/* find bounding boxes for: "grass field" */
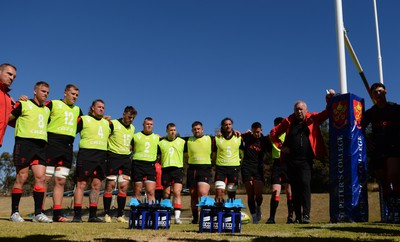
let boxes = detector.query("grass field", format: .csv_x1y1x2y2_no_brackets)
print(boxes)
0,192,399,241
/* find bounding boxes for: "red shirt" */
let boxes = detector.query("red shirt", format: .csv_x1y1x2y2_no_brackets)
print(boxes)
0,82,12,147
270,110,329,160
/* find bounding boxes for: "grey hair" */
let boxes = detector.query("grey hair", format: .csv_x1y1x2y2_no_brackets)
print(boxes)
294,100,307,109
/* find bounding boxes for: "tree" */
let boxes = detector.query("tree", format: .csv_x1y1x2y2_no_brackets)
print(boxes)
0,152,16,195
311,121,330,192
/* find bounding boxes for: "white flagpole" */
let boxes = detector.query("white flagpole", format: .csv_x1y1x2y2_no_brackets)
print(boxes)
335,0,347,94
373,0,384,84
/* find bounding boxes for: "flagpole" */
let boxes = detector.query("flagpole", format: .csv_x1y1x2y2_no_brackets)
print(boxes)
335,0,347,94
373,0,384,84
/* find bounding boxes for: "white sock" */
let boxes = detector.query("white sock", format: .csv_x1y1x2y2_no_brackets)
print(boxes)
175,210,181,219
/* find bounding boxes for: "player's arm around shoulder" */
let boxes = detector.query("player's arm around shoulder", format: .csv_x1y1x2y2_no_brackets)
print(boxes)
270,118,289,149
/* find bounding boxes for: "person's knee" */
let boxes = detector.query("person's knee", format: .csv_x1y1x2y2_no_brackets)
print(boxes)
104,182,115,193
34,173,46,184
118,183,129,192
91,179,102,191
144,182,155,195
77,180,87,189
54,176,66,186
163,189,171,198
216,188,225,196
91,184,101,192
173,191,181,198
16,173,29,184
198,183,210,196
134,183,142,193
44,176,52,185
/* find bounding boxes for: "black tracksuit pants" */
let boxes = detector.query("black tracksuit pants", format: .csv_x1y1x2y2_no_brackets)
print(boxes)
287,160,312,220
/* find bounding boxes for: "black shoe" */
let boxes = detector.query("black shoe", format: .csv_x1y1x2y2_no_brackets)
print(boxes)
302,215,310,224
294,218,301,224
266,218,275,224
191,219,198,224
53,215,70,222
286,216,294,224
88,216,105,223
71,216,83,223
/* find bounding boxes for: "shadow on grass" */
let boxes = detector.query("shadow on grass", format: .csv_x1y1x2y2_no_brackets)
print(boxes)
0,235,69,242
0,235,138,242
252,237,393,242
170,240,230,242
1,234,393,242
169,227,397,242
169,238,230,242
41,207,126,217
170,235,393,242
319,225,400,237
92,240,138,242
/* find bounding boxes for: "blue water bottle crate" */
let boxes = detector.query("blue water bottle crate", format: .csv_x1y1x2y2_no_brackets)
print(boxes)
128,198,151,229
198,196,216,233
198,197,243,233
150,199,173,230
223,198,243,233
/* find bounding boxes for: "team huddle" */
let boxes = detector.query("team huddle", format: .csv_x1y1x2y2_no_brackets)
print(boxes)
5,81,336,226
1,62,340,225
8,62,400,225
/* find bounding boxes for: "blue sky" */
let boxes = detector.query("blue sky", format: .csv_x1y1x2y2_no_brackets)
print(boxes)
1,1,400,154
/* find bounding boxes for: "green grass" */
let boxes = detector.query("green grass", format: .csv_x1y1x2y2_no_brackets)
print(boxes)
0,192,399,241
0,220,399,241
